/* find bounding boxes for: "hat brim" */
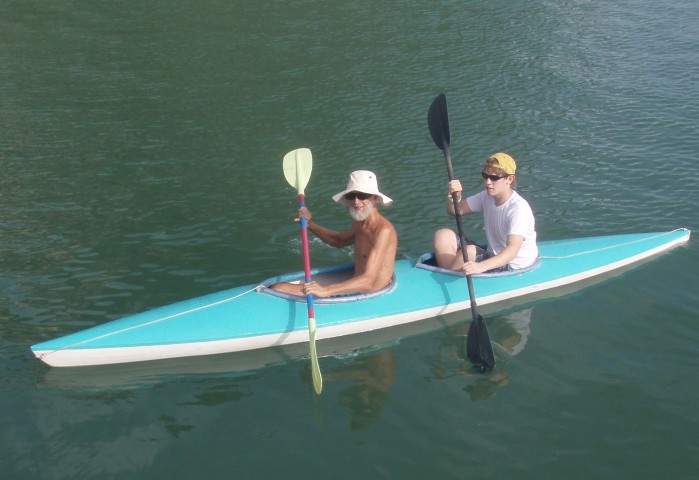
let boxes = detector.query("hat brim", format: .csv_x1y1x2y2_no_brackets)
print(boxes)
332,189,393,207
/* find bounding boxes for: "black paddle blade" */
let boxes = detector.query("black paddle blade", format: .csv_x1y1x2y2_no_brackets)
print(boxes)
466,313,495,373
427,93,450,151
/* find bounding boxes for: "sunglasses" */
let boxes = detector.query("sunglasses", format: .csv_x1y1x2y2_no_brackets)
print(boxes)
344,191,372,201
481,172,509,182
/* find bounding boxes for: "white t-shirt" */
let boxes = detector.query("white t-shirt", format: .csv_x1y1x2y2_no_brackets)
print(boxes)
465,190,538,269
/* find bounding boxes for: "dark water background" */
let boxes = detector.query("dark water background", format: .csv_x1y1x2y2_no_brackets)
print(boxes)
2,1,698,478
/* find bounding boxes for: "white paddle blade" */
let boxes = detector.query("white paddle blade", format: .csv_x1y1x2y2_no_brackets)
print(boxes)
283,148,313,194
309,317,323,394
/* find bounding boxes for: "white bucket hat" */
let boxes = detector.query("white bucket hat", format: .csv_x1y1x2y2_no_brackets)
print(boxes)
332,170,393,207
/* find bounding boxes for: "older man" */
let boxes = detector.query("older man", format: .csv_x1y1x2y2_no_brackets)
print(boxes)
272,170,397,297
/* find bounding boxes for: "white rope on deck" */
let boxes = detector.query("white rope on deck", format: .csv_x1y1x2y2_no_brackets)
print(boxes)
39,285,261,358
538,228,688,260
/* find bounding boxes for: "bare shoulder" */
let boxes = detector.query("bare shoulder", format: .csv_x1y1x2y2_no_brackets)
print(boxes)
376,217,398,249
374,213,397,235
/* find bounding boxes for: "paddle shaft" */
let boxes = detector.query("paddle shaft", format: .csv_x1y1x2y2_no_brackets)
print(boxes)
298,193,315,315
298,194,323,394
443,144,481,323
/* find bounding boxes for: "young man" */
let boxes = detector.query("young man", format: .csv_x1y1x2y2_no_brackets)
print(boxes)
272,170,398,298
433,152,537,275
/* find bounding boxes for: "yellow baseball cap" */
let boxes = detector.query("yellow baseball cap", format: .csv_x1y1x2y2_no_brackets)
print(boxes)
484,152,516,175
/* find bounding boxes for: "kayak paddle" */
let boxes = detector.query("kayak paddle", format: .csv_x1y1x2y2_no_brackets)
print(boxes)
283,148,323,394
427,93,495,373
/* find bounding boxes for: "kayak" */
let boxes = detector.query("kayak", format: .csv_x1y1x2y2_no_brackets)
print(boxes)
31,229,690,367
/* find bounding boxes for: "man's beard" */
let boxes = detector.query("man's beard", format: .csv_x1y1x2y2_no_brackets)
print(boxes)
349,203,372,221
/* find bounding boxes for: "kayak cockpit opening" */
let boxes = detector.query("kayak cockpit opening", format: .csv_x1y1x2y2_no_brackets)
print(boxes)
258,263,397,303
414,252,541,277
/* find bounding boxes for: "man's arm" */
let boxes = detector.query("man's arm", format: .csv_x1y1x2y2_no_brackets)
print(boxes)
307,220,355,248
462,234,523,275
296,206,355,248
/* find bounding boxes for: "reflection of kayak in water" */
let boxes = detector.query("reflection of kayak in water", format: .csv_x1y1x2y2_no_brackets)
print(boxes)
325,348,397,430
494,308,532,357
31,229,690,368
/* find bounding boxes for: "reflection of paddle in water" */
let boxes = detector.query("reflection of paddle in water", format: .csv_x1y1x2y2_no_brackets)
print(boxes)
302,309,531,426
428,308,533,400
304,348,397,430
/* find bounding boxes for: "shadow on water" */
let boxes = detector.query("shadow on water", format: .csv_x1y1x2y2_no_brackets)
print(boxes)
424,308,533,401
295,307,533,430
300,347,398,431
38,342,311,392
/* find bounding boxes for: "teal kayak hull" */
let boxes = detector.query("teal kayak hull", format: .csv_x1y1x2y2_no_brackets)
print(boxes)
31,229,690,367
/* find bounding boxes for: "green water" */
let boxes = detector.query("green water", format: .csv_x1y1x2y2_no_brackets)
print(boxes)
2,1,698,478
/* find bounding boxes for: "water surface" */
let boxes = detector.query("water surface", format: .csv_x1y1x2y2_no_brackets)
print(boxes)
1,1,698,478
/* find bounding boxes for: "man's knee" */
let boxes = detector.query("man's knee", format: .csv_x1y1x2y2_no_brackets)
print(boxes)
433,228,455,251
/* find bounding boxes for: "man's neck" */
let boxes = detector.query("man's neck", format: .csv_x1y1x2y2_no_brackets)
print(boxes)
494,188,514,207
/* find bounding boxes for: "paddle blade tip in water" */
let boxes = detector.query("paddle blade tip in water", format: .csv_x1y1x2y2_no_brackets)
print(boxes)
466,314,496,373
309,321,323,394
